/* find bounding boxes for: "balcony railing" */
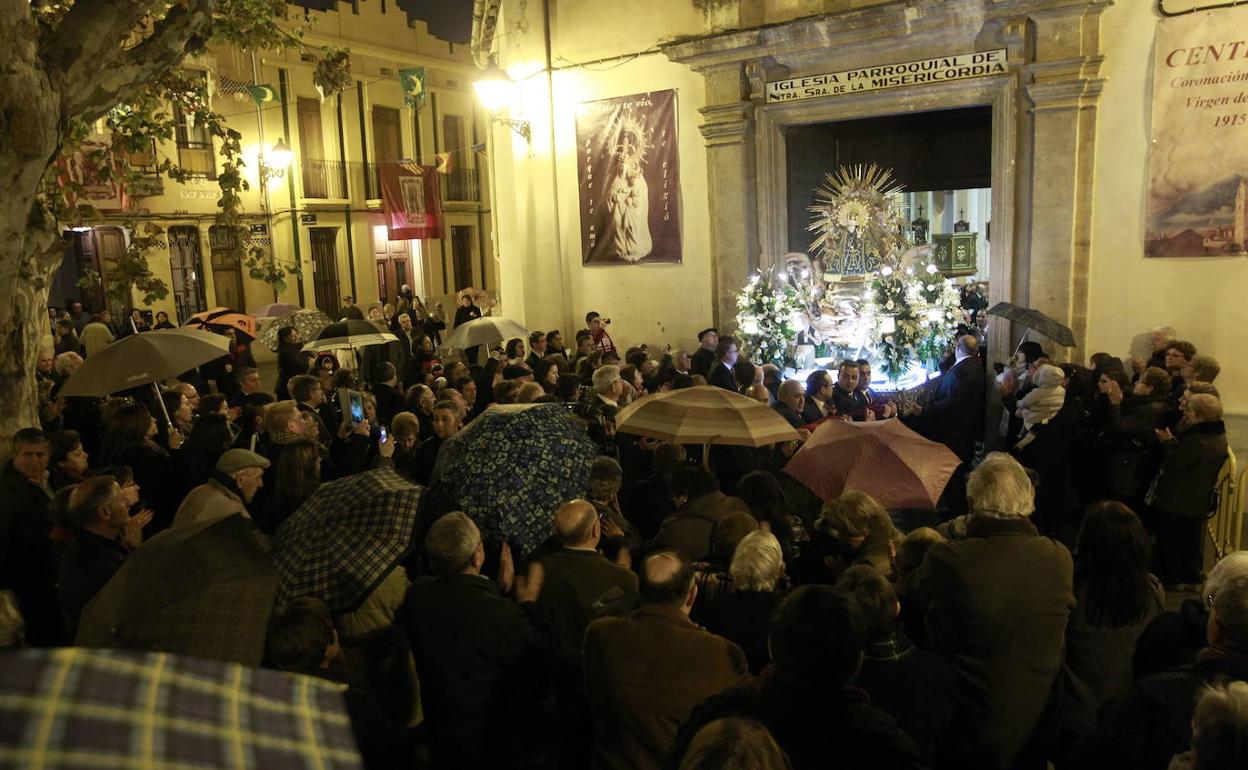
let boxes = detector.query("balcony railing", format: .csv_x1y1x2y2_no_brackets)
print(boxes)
300,159,349,200
363,162,481,203
444,168,480,202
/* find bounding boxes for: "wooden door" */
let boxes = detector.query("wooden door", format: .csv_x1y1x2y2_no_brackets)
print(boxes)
373,106,402,162
450,225,474,292
309,228,341,316
208,225,247,310
96,228,134,320
298,97,326,198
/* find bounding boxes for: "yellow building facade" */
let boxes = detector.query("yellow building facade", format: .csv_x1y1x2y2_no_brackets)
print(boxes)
53,1,493,325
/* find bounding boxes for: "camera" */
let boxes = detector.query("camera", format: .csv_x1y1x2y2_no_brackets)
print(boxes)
603,318,612,325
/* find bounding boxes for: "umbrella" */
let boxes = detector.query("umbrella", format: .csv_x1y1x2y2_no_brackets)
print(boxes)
58,328,228,399
429,403,597,557
615,386,801,447
0,648,361,770
302,319,398,353
273,467,422,614
986,302,1076,347
185,306,258,338
783,418,961,509
254,302,302,319
443,315,529,350
259,308,334,351
76,514,278,666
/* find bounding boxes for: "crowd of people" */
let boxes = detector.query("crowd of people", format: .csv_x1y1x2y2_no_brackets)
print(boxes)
2,294,1245,770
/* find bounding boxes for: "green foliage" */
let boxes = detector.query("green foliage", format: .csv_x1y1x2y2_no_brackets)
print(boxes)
40,0,352,306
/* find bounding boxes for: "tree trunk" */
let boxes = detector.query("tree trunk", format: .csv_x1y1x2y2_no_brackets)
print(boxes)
0,8,66,456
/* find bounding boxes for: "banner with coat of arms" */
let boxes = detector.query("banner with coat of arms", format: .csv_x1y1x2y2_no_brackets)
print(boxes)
379,162,443,240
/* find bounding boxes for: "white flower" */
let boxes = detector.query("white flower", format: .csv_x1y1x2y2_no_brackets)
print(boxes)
880,265,894,276
905,267,914,276
925,284,935,291
885,300,895,310
925,263,938,274
740,318,759,335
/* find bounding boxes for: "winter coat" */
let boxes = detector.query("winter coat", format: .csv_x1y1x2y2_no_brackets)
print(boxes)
584,603,749,770
652,491,752,563
1148,419,1229,517
918,514,1074,769
1060,574,1165,737
172,476,249,530
1092,647,1248,770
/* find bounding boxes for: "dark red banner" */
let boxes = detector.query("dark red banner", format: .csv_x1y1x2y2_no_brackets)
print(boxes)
380,162,443,240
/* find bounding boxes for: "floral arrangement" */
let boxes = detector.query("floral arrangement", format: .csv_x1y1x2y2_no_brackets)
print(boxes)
734,271,814,368
866,262,961,380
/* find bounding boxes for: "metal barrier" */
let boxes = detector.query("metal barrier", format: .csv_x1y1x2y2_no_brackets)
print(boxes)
1207,448,1244,560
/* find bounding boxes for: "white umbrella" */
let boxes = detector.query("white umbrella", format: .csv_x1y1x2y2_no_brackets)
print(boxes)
443,316,529,350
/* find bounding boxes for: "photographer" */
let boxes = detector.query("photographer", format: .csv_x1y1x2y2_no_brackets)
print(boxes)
586,311,616,356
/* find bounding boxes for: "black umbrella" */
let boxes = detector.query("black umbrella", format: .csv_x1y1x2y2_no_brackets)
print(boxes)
301,319,398,353
986,302,1076,347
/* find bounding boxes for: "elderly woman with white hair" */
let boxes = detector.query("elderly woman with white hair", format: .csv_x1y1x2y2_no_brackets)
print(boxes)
699,530,786,674
1135,550,1248,677
918,451,1075,769
1151,392,1229,588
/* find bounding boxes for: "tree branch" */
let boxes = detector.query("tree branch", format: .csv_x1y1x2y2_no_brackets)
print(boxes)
40,0,157,77
62,0,220,124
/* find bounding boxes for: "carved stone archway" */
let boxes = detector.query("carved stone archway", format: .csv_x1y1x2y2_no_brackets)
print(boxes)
662,0,1111,362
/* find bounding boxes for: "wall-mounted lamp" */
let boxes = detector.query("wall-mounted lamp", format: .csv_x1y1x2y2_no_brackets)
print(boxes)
259,138,293,181
473,63,531,142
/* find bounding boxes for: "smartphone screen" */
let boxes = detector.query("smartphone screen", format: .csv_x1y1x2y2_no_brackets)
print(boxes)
379,425,388,442
349,392,365,423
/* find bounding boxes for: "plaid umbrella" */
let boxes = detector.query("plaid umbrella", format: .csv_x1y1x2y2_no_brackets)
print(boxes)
0,648,361,770
783,418,961,509
58,328,229,397
259,309,334,351
986,302,1076,347
429,403,597,558
616,385,800,447
185,306,258,338
76,514,277,666
273,467,422,614
302,320,398,354
443,315,528,350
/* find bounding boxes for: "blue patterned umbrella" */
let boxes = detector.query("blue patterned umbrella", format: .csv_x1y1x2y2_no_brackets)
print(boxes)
273,467,422,613
429,403,597,558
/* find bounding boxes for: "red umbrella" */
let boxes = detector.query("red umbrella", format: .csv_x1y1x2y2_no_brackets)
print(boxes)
783,418,960,509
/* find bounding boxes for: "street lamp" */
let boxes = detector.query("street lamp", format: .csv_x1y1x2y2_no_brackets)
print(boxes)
259,137,293,182
473,63,530,142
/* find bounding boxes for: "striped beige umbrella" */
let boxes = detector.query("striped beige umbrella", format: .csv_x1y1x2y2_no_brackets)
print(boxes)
614,386,800,447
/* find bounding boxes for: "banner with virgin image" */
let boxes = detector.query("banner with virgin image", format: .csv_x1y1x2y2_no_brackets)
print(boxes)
575,89,682,264
1145,6,1248,257
379,162,443,240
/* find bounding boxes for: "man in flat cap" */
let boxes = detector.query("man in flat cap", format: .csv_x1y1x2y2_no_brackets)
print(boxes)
690,328,718,380
172,448,270,530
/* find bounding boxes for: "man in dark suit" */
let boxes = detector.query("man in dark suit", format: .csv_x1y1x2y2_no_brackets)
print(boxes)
773,379,807,429
908,335,985,463
707,335,739,391
802,369,834,424
689,328,718,379
525,331,548,372
584,548,749,770
398,512,544,769
539,500,639,768
371,362,406,428
0,428,62,645
831,359,873,421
